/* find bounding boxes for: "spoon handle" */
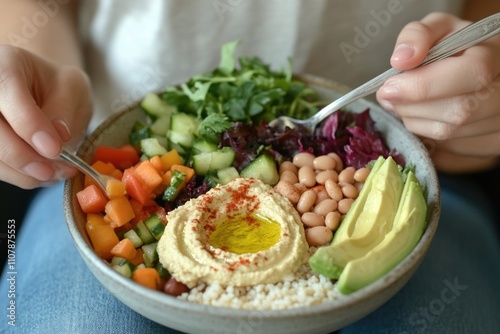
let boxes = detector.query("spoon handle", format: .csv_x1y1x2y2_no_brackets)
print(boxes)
311,12,500,125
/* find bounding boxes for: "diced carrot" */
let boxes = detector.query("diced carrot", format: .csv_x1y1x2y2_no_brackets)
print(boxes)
105,196,136,229
86,214,119,260
92,160,117,175
162,170,172,186
76,184,108,214
165,165,195,200
93,145,140,170
106,178,126,199
84,161,118,188
132,267,161,290
134,160,163,192
149,155,165,173
171,164,195,184
110,169,124,180
110,238,137,261
86,213,107,228
122,168,154,205
129,248,145,266
160,149,183,171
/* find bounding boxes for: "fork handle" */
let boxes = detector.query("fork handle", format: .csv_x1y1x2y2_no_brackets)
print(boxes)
311,12,500,125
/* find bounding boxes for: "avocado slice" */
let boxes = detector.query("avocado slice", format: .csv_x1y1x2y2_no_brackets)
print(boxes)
308,156,404,279
336,171,427,294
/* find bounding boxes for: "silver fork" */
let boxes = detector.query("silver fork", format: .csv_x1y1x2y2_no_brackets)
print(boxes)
60,148,113,196
268,12,500,133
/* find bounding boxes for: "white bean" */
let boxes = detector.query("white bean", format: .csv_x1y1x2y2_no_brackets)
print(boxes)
315,169,338,185
296,189,317,214
301,212,325,227
313,199,338,217
274,180,301,204
298,166,316,187
280,170,298,184
325,179,343,202
338,198,354,214
354,167,370,183
338,167,356,184
313,155,336,170
305,226,333,246
325,211,341,231
293,152,315,168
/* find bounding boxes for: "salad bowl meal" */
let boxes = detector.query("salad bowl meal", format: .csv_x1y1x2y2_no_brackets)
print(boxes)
63,41,440,334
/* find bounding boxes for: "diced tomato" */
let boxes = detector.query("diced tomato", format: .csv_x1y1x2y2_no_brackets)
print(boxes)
122,168,154,205
76,184,107,214
93,144,140,170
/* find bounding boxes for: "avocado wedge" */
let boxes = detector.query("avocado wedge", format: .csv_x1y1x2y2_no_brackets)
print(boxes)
309,156,404,279
336,171,427,294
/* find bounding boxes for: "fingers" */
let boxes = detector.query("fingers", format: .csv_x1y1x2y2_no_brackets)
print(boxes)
389,12,467,70
0,116,76,187
0,48,63,160
378,43,500,108
0,47,91,188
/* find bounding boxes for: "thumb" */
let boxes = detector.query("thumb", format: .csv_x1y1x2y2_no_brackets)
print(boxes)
390,13,467,70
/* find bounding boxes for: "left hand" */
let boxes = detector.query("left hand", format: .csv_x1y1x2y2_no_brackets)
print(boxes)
376,12,500,174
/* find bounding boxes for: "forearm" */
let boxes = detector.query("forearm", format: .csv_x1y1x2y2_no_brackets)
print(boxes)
462,0,500,21
0,0,82,67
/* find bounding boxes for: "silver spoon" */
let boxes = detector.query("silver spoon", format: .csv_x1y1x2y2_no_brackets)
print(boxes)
269,12,500,133
60,148,113,196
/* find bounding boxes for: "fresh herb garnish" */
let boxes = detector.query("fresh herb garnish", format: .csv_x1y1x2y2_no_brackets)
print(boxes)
159,40,320,139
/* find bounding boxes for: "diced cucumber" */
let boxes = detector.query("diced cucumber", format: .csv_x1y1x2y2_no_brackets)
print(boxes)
217,166,239,185
170,112,200,136
155,262,171,280
163,170,186,201
140,137,168,158
111,257,135,278
240,154,279,185
192,138,218,154
144,214,165,240
112,263,133,278
129,121,151,146
150,115,171,136
123,229,144,248
140,92,176,119
134,221,156,245
167,131,195,149
142,242,159,268
192,147,235,176
152,135,168,149
111,256,128,266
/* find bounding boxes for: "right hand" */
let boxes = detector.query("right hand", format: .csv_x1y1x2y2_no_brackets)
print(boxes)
0,45,93,189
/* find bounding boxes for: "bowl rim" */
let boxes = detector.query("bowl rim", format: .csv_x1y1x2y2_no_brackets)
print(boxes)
63,74,441,320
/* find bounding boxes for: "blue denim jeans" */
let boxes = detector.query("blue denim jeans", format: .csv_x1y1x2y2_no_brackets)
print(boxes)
1,176,499,334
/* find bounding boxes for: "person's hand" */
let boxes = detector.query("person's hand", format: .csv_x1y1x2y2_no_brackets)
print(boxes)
0,45,92,189
377,12,500,173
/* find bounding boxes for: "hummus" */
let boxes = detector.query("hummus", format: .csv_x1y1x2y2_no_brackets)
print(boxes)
157,177,308,288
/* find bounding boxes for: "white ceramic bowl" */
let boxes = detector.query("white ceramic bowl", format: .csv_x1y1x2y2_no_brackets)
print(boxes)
63,75,440,334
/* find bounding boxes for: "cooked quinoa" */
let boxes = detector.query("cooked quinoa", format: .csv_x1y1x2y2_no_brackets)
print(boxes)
177,248,339,310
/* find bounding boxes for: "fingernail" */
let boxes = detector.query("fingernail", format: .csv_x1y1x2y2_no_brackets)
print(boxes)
391,44,415,61
379,99,395,111
380,80,400,99
23,161,54,181
54,162,77,180
52,119,71,142
31,131,61,158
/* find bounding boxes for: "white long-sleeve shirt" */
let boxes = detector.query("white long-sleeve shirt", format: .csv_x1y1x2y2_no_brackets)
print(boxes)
79,0,465,130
